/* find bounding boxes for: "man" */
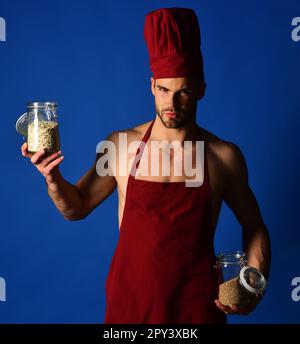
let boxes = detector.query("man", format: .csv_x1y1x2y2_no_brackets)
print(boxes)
21,8,271,323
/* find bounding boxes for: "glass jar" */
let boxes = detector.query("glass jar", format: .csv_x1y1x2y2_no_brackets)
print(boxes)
215,251,267,307
16,102,60,154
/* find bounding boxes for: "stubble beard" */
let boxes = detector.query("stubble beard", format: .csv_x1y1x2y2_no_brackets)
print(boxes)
155,102,196,129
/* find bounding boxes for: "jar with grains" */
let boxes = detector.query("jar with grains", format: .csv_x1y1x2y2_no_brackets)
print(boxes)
16,102,60,154
215,251,267,307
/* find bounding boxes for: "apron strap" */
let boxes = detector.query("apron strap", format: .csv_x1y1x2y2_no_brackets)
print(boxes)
129,119,155,178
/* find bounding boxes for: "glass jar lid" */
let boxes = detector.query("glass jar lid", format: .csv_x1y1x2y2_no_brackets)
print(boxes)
239,266,267,295
15,112,28,137
27,101,57,109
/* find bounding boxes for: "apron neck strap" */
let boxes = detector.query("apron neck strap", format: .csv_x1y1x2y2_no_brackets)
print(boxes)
129,119,155,178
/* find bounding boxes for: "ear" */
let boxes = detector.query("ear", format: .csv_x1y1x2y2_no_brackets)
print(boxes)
150,77,155,96
196,81,206,100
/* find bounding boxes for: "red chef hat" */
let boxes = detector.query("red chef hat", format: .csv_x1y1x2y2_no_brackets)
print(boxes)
144,7,204,81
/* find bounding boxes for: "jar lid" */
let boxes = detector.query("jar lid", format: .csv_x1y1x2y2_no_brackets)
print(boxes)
15,112,28,137
239,266,267,295
27,101,57,109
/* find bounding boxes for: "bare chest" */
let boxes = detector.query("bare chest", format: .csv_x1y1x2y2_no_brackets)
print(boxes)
115,141,225,229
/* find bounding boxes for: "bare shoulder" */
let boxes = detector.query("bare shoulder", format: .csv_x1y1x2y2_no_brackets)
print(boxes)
108,120,153,146
200,126,248,177
104,121,153,184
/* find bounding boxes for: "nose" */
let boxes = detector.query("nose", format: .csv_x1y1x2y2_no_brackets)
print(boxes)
166,93,180,111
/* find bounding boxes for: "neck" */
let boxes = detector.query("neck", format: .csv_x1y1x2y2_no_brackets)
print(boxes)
150,114,199,144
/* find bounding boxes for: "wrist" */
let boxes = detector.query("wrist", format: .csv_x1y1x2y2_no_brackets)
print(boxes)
45,170,62,192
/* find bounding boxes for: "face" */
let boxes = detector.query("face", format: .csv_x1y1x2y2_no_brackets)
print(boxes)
151,76,205,129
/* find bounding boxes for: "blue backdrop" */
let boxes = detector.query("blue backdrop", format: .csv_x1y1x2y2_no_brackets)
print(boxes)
0,0,299,324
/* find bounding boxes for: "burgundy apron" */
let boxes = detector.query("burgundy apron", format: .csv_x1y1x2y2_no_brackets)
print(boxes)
104,120,227,324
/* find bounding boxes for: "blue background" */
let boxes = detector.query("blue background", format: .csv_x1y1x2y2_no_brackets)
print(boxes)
0,0,299,323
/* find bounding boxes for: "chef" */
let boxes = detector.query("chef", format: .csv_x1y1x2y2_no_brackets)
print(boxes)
21,7,271,324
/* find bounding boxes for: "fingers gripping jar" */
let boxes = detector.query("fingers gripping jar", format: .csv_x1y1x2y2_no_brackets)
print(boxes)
16,102,60,153
215,251,267,307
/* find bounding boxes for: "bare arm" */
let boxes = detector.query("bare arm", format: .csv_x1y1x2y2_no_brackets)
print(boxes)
215,142,271,315
222,143,271,279
21,133,117,221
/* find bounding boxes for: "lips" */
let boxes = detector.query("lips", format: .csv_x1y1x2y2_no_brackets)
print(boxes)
165,112,177,119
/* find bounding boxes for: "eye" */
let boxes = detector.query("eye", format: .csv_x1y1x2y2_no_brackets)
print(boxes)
158,87,167,92
180,90,191,95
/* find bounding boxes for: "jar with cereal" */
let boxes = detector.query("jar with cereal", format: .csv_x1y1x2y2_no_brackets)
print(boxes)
16,102,60,154
215,251,267,307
